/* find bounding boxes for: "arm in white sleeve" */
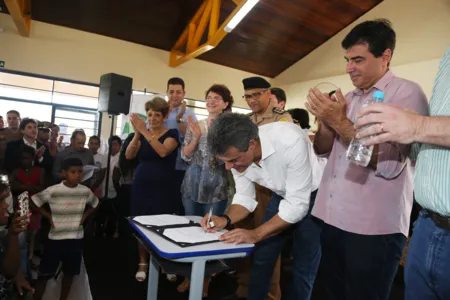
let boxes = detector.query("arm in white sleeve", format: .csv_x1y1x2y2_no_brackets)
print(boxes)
230,170,258,213
278,138,312,224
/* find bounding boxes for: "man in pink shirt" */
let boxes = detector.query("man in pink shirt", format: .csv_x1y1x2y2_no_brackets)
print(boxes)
305,19,429,300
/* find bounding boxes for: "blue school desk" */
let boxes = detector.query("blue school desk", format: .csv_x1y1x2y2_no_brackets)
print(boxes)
130,216,254,300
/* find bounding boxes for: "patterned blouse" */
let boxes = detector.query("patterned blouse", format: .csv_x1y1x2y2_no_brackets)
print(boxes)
181,119,228,204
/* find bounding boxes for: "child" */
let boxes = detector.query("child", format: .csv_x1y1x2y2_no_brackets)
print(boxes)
32,157,99,300
10,145,45,261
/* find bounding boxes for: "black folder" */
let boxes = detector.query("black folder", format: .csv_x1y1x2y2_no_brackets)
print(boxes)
128,217,223,248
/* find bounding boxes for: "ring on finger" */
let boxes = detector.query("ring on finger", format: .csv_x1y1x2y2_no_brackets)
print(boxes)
380,123,384,132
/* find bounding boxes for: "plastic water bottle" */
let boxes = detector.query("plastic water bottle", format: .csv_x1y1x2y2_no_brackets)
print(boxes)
346,90,385,167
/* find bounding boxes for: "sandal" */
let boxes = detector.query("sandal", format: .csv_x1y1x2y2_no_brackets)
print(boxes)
203,277,211,298
176,277,211,297
135,263,148,282
177,278,190,293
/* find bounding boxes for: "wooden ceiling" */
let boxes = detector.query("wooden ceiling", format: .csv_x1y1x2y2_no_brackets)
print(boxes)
0,0,383,77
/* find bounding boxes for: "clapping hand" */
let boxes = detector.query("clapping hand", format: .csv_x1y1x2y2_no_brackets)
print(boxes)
130,113,147,134
187,115,201,139
36,146,45,159
177,101,187,119
305,88,347,128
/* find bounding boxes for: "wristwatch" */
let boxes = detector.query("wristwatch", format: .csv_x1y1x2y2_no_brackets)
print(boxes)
176,118,184,124
220,214,232,227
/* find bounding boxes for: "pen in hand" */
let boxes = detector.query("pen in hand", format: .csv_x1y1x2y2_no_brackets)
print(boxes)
205,207,213,234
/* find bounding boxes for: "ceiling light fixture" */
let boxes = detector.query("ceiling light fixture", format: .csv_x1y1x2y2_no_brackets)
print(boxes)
224,0,259,33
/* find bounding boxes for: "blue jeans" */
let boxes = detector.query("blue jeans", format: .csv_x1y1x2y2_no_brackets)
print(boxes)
248,191,322,300
405,210,450,300
0,230,28,277
183,196,228,217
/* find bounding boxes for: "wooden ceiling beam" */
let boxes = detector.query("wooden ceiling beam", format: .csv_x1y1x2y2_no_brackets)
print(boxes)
5,0,32,37
208,0,220,39
169,0,253,68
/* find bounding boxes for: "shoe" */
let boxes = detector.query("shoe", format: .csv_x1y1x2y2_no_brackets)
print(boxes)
135,263,148,282
167,273,177,282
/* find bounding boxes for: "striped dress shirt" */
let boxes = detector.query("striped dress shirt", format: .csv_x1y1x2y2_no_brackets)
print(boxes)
414,47,450,216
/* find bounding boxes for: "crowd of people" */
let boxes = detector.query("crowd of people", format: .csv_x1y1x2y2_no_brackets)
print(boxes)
0,17,448,300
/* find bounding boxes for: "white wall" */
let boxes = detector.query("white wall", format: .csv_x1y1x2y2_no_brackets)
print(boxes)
280,58,441,108
0,13,263,107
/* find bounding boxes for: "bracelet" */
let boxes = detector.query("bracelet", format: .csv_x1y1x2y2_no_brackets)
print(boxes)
220,214,232,227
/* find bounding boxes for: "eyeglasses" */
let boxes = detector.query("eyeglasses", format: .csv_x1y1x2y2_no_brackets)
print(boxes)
242,89,268,101
7,117,19,121
206,96,223,102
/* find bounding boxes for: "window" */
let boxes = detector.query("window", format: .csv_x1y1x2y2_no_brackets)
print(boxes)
0,72,99,109
115,114,124,136
0,70,101,142
0,99,52,122
0,70,252,142
0,72,53,90
54,107,100,145
0,85,52,102
52,93,99,109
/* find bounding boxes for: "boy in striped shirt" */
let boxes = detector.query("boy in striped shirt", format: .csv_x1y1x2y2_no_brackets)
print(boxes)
32,157,98,300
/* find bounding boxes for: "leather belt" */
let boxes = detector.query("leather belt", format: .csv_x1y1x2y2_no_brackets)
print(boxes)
427,211,450,231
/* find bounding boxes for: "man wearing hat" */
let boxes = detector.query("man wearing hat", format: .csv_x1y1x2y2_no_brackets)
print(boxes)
37,122,52,147
234,77,293,300
243,77,292,126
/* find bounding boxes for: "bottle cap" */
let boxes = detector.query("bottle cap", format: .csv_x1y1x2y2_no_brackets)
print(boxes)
372,90,385,102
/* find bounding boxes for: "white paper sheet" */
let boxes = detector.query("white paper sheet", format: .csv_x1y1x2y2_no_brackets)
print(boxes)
163,226,224,244
133,214,191,227
82,165,98,182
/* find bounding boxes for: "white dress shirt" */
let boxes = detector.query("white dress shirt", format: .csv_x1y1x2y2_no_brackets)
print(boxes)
93,153,107,198
24,138,43,163
231,122,317,224
107,153,120,199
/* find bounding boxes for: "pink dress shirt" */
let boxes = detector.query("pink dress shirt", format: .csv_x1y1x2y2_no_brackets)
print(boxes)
312,70,429,237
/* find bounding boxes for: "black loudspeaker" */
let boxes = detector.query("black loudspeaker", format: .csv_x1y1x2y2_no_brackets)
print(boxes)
98,73,133,115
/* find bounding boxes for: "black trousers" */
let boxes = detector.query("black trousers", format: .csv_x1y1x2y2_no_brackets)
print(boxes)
95,197,118,236
96,184,133,237
319,223,406,300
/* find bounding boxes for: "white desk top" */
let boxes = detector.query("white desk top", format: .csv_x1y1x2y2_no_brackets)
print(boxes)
130,216,254,261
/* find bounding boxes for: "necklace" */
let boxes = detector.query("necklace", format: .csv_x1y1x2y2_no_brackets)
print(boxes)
150,128,165,136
